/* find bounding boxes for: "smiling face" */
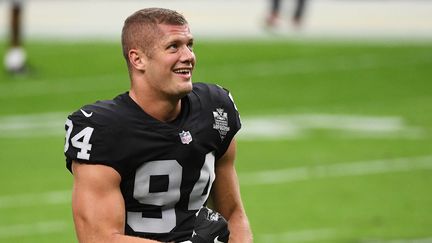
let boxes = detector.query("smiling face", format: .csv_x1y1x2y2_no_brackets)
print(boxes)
141,24,196,100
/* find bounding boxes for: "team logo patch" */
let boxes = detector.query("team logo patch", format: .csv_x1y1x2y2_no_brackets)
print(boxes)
212,108,230,140
179,130,193,144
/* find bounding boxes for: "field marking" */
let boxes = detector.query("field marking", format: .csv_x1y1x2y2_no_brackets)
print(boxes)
0,74,125,98
214,51,432,78
362,237,432,243
1,50,430,98
239,114,424,140
258,229,432,243
239,155,432,186
0,220,68,238
0,112,68,138
0,190,70,209
1,156,432,208
258,228,337,243
0,112,424,139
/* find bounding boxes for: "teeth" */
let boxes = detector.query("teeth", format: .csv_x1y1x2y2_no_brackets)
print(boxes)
174,69,190,74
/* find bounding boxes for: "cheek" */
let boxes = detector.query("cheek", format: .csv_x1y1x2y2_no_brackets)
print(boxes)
150,59,172,75
162,57,178,72
148,55,181,77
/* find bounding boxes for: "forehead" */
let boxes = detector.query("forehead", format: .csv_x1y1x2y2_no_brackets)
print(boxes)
157,24,193,42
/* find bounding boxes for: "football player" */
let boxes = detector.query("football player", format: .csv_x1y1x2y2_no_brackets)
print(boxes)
64,8,253,243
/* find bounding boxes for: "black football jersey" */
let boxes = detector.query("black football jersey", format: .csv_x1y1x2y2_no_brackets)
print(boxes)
64,82,241,242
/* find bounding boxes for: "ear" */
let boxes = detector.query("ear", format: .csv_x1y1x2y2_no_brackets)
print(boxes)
128,49,146,71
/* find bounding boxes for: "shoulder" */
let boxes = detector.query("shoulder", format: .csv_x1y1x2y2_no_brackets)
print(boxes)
67,93,129,129
65,93,131,161
191,82,241,154
64,93,131,173
192,82,237,109
192,82,227,96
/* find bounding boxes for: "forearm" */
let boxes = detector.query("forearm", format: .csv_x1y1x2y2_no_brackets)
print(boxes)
112,234,161,243
74,217,160,243
226,206,253,243
212,139,253,242
78,234,160,243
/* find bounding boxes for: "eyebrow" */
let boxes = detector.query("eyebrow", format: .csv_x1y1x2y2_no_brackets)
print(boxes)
163,35,194,46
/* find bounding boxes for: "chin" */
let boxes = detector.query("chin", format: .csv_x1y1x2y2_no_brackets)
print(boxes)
182,79,193,91
174,81,193,98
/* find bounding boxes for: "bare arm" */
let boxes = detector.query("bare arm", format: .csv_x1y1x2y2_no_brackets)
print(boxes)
211,139,253,243
71,161,160,243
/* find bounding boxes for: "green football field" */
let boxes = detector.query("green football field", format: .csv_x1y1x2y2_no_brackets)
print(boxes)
1,39,432,242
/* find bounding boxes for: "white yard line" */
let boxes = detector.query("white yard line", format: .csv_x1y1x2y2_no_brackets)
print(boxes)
0,113,424,139
0,220,68,238
0,190,70,209
258,228,337,243
239,114,424,140
0,112,67,138
239,155,432,186
1,156,432,208
0,74,126,98
258,229,432,243
1,51,430,99
362,237,432,243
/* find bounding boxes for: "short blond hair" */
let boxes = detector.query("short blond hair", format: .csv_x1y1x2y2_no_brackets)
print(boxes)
121,8,188,63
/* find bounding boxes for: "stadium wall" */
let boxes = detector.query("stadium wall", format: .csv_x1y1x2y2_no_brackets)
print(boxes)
0,0,431,40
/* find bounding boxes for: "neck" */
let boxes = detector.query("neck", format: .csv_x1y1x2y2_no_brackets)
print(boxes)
129,89,182,123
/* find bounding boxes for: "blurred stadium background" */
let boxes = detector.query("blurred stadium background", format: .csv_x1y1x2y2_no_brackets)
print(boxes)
1,0,432,39
1,0,432,242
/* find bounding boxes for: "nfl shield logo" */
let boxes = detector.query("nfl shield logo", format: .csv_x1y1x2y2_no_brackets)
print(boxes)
179,130,193,144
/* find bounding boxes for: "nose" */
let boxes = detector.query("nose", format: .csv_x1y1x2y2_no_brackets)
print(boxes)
180,46,195,64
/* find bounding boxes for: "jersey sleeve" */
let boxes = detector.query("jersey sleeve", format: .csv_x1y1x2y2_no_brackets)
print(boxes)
64,104,126,175
209,84,242,159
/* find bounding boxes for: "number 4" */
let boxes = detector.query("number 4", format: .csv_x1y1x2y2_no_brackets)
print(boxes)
64,119,94,160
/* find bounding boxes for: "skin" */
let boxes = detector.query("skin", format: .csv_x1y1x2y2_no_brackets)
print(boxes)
71,23,252,243
128,24,195,123
212,139,253,243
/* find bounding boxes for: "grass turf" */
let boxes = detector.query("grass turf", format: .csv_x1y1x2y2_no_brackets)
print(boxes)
1,39,431,242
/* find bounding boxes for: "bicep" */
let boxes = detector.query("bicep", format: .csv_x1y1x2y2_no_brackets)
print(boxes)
72,161,125,242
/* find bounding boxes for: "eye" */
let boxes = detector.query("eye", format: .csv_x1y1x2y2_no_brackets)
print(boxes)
167,43,178,51
187,42,194,51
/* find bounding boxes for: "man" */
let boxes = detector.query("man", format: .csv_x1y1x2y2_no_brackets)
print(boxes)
64,8,253,243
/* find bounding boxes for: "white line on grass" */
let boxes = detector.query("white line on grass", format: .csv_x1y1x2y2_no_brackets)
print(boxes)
0,74,125,98
258,228,337,243
1,156,432,208
238,114,424,140
258,230,432,243
361,237,432,243
0,112,423,139
223,52,432,78
239,155,432,185
1,51,430,98
0,221,68,238
0,112,68,138
0,190,70,209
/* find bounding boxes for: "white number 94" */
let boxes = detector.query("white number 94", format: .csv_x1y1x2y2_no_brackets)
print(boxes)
64,118,94,160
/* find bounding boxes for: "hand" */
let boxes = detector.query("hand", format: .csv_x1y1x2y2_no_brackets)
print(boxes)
181,207,230,243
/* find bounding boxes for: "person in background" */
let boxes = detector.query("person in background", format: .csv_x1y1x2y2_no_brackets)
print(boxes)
64,7,253,243
3,0,27,74
266,0,308,29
